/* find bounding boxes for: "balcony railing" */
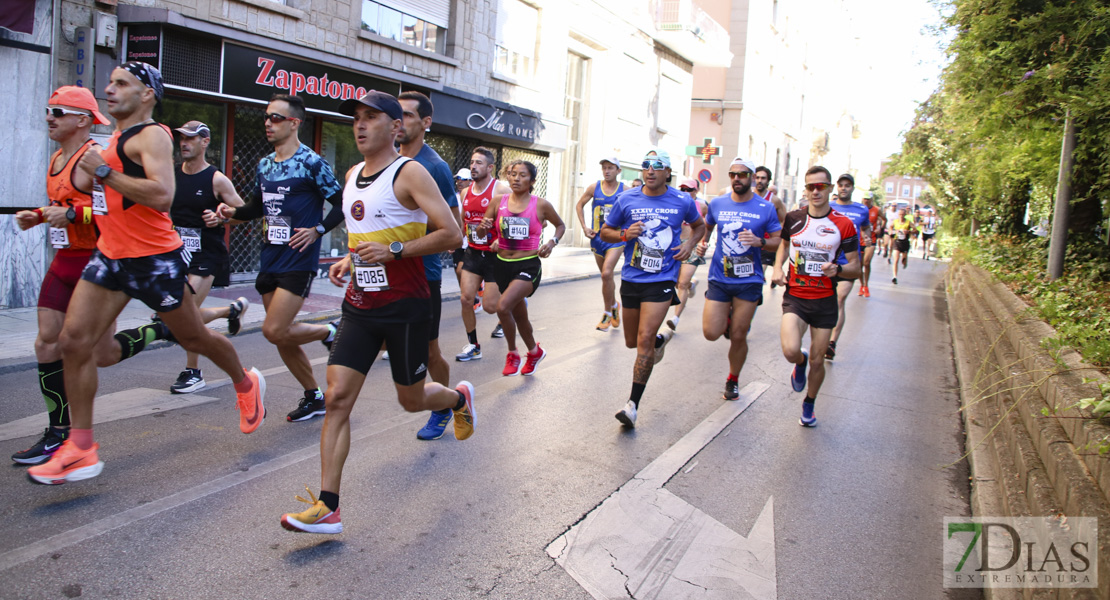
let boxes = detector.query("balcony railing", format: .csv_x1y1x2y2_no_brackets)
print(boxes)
651,0,733,67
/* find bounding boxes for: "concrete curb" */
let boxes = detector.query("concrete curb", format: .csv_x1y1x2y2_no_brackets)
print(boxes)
947,262,1110,599
0,271,601,376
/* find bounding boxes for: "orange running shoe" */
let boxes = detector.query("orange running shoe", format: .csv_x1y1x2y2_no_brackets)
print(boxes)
280,487,343,534
857,286,866,297
27,439,103,485
863,286,871,297
596,314,612,331
237,367,267,434
610,303,621,328
453,381,476,440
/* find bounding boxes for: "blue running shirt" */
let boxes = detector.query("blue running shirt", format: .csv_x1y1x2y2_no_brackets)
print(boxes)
705,194,782,284
831,201,870,264
604,186,701,283
254,144,343,274
413,144,459,282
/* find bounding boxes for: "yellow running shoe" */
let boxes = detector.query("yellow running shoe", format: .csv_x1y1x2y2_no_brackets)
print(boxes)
596,314,612,331
610,303,621,328
280,487,342,534
453,381,476,440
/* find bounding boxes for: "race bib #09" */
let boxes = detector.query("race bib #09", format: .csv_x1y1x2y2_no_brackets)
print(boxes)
91,184,108,215
796,250,827,276
723,255,755,278
49,227,70,249
351,253,390,292
632,241,664,273
501,216,530,241
175,227,202,253
265,215,292,245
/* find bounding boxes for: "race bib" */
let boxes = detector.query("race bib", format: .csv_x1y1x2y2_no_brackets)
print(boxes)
595,204,612,226
467,222,488,245
501,216,530,241
91,184,107,215
723,255,755,278
49,227,70,249
351,253,390,291
632,241,664,273
175,227,202,253
265,215,292,245
896,229,907,240
796,250,827,276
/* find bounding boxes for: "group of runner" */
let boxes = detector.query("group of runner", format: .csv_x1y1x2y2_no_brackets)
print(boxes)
13,63,924,535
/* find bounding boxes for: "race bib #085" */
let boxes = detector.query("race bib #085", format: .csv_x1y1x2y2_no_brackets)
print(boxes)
351,252,390,292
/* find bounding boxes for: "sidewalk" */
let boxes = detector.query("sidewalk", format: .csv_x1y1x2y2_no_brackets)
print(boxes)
0,246,604,373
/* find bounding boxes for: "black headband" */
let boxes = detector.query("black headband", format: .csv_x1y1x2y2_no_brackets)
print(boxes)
122,62,165,102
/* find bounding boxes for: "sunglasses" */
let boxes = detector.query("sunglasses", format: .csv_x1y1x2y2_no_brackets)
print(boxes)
46,107,91,119
728,171,752,179
805,182,832,192
679,187,696,192
265,113,297,123
641,160,667,171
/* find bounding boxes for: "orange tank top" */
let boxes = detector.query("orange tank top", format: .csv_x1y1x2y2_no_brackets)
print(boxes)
47,140,98,252
95,122,182,259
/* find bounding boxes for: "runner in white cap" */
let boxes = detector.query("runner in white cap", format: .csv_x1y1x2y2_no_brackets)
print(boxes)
574,155,625,331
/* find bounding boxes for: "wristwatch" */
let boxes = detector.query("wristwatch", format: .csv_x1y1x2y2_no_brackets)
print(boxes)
835,263,843,275
65,206,76,223
314,223,326,236
389,241,404,261
95,164,113,180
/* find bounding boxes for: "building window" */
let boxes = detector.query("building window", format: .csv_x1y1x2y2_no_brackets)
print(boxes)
361,0,447,55
901,184,911,198
913,185,922,199
495,0,539,80
885,181,894,194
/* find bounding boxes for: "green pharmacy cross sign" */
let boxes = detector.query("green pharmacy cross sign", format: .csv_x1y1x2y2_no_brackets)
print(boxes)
686,138,722,165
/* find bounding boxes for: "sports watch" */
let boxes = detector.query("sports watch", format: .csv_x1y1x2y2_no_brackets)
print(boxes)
389,241,404,261
66,206,76,223
314,223,326,236
95,164,113,180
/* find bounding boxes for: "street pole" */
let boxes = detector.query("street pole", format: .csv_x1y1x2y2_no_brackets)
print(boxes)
1047,110,1075,280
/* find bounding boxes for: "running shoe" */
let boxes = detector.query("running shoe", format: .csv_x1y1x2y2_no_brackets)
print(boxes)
287,390,325,422
665,317,678,331
521,344,546,376
473,297,483,313
27,439,102,484
616,400,637,428
227,297,250,335
455,344,482,362
237,367,266,434
596,314,612,332
382,351,390,361
800,401,817,427
857,286,865,297
654,330,674,364
491,324,504,338
610,303,621,328
417,409,452,440
824,341,836,361
502,351,522,376
892,277,898,285
322,320,340,351
453,381,476,440
280,487,343,534
11,427,67,465
170,368,205,394
723,378,740,401
790,350,809,393
862,286,871,298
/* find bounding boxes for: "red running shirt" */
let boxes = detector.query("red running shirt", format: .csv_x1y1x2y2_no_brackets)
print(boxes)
782,207,858,299
462,179,496,251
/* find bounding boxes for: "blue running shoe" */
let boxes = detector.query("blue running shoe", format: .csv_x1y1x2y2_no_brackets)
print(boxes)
790,350,808,393
799,401,817,427
417,409,453,440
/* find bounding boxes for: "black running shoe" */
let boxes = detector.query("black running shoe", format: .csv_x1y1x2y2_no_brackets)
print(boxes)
322,320,340,351
227,297,250,336
170,368,206,394
11,427,67,465
824,341,836,361
287,391,326,422
723,379,739,400
491,324,504,338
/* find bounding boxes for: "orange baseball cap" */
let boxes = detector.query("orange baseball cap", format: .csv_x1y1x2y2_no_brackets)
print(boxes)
48,86,110,125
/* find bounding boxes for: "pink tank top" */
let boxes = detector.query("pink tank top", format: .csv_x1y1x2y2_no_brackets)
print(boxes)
495,194,543,252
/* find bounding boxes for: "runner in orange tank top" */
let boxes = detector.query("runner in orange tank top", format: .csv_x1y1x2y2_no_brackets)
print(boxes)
27,65,267,486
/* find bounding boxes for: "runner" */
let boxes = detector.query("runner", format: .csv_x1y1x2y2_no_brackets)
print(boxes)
883,203,899,261
921,210,938,260
166,120,250,393
696,157,781,400
395,91,469,441
771,165,860,428
478,160,565,376
599,149,705,428
825,173,872,361
279,91,470,534
859,192,884,297
27,64,265,485
889,207,915,284
753,165,787,287
455,147,511,362
451,168,471,284
216,94,344,423
664,177,706,332
574,156,624,332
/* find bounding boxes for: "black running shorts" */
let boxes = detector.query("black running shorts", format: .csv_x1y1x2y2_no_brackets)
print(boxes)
494,255,542,297
255,270,315,298
81,247,189,313
781,292,838,330
461,248,497,282
620,279,680,309
328,302,430,385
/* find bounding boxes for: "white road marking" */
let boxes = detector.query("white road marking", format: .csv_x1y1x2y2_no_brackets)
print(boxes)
547,381,776,599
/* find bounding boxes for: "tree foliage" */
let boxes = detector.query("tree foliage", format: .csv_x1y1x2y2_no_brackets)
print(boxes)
896,0,1110,239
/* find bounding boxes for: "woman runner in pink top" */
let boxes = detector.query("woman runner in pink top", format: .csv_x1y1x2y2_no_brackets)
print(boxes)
478,160,566,376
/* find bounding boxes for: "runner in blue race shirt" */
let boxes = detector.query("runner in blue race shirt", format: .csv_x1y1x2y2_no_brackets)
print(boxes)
696,156,781,400
600,149,705,429
825,173,872,362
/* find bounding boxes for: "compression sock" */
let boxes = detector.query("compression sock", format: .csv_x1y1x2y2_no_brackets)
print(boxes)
114,322,169,362
453,390,467,411
70,428,94,451
467,329,478,346
630,383,646,407
319,490,339,512
233,372,254,394
727,373,739,383
39,360,69,428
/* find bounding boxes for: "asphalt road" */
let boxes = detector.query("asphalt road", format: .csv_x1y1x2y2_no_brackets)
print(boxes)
0,256,977,600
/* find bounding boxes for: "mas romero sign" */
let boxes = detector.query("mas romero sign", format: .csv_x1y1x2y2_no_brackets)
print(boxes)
221,43,400,113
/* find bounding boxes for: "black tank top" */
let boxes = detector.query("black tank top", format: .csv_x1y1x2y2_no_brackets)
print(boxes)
171,164,227,252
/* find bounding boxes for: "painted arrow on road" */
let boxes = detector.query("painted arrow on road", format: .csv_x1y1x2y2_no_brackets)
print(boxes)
547,381,775,599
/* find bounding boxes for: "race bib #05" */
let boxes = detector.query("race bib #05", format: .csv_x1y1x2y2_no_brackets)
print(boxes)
265,215,292,245
175,227,202,253
351,252,390,292
796,250,827,276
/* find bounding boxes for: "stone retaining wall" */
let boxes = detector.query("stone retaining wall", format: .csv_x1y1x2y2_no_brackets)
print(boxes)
947,262,1110,600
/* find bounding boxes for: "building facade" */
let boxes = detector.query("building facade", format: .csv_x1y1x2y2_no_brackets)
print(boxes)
878,158,928,210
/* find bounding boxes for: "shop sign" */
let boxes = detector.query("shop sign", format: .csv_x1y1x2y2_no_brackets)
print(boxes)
222,43,399,112
430,91,542,146
124,24,160,66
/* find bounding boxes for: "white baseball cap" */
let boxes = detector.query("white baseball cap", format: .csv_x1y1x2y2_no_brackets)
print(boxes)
599,156,621,167
455,168,472,180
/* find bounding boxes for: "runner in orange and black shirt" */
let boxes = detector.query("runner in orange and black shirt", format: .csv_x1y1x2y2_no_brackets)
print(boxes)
772,165,860,428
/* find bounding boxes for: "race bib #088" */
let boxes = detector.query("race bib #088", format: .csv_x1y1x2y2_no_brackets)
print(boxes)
467,223,488,245
91,184,108,215
49,227,70,249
